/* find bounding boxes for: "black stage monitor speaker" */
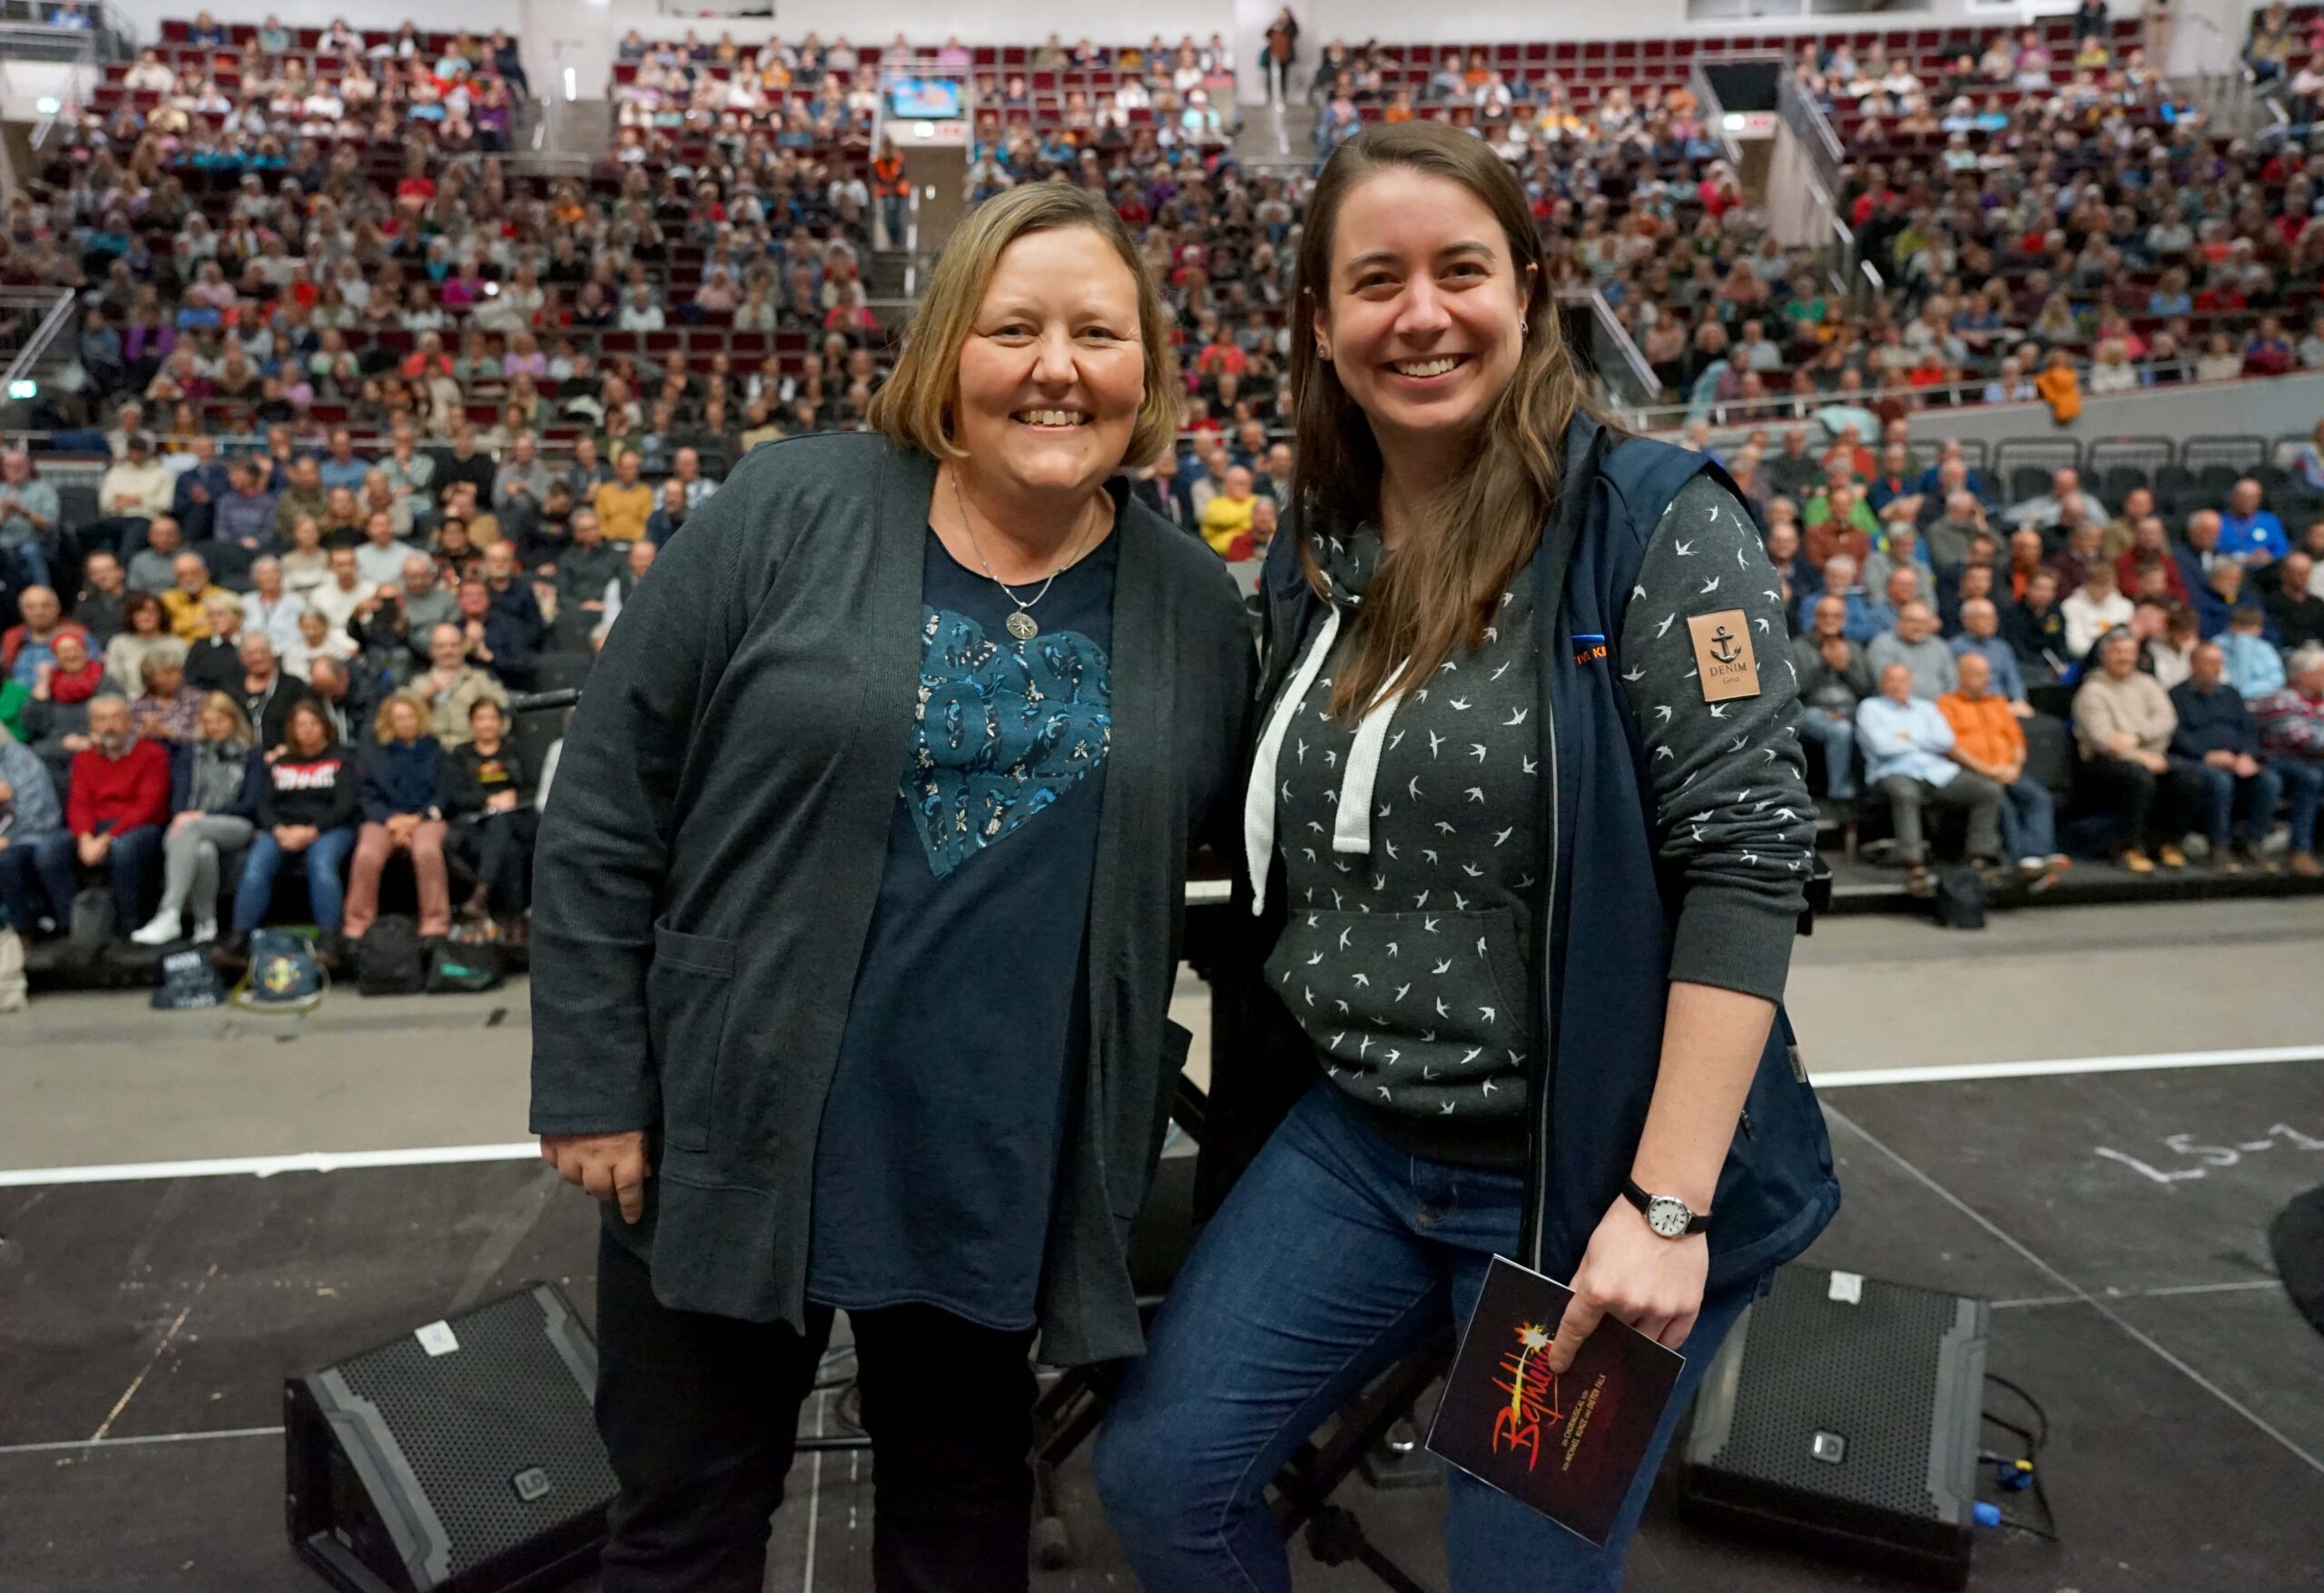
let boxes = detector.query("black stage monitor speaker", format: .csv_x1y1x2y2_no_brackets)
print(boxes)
1679,1264,1990,1588
285,1283,617,1593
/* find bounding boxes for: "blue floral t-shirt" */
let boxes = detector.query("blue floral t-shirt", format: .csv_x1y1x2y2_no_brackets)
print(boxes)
806,522,1118,1331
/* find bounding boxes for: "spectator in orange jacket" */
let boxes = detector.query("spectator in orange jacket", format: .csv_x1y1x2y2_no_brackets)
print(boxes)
1938,651,2064,887
2034,348,2083,426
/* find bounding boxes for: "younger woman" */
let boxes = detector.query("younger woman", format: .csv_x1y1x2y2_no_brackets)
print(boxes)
1098,122,1837,1591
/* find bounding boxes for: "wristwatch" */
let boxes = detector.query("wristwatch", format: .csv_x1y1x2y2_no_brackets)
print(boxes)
1621,1176,1710,1238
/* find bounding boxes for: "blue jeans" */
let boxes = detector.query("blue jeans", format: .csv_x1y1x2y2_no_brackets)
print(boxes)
99,823,162,931
1095,1083,1758,1592
2275,758,2323,852
6,539,51,589
0,831,75,930
1797,706,1858,798
231,826,355,931
2180,758,2281,847
1997,777,2056,861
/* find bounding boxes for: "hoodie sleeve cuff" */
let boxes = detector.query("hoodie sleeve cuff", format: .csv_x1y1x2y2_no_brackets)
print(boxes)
1668,887,1799,1004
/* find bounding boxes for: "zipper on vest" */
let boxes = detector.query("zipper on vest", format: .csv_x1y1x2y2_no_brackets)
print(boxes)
1526,691,1560,1273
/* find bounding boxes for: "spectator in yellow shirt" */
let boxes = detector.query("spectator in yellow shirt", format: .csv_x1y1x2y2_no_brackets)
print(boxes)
592,450,657,546
1199,465,1259,559
159,552,234,642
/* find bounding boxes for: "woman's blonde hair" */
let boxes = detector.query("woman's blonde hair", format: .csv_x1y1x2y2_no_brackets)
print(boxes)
198,690,254,744
867,182,1180,468
1289,121,1601,723
371,689,432,744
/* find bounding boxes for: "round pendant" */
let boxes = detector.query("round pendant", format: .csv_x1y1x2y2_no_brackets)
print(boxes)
1006,611,1039,642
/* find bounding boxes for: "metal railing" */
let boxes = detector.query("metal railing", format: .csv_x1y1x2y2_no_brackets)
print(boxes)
1613,352,2287,437
0,0,132,46
0,15,104,148
1689,61,1739,166
1777,69,1845,202
0,288,77,393
1558,287,1661,411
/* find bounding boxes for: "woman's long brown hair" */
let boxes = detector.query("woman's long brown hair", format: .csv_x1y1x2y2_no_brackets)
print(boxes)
1289,122,1597,723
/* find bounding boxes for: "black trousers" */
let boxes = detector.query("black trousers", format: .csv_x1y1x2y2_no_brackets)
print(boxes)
451,811,537,912
2083,753,2201,850
593,1230,1039,1593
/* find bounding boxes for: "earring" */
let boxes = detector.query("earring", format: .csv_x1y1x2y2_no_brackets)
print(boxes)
1315,339,1330,360
1520,318,1530,337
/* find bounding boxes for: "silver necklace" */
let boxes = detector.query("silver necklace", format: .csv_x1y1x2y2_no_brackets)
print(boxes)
948,466,1098,642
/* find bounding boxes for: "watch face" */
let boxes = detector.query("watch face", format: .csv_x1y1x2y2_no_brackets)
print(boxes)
1647,1195,1693,1237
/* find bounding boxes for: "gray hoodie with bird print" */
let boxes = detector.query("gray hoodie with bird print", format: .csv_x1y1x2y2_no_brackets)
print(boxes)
1257,474,1813,1165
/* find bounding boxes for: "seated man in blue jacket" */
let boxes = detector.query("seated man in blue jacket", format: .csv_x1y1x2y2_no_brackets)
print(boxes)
2169,641,2280,872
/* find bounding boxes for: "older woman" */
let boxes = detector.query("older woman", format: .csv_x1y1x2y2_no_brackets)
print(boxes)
130,649,204,745
531,182,1251,1591
131,693,261,945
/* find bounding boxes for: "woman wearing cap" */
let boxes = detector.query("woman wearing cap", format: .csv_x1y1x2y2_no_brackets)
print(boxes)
1097,121,1837,1590
530,182,1250,1591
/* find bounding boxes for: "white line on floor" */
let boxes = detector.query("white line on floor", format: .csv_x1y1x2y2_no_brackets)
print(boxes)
1993,1279,2287,1310
1811,1043,2324,1088
1,1045,2318,1188
802,1388,825,1593
0,1425,283,1457
0,1141,541,1188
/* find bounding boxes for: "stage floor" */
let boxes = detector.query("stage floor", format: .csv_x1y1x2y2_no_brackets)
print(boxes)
5,1059,2322,1591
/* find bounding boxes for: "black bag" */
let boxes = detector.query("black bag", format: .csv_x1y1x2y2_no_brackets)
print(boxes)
1933,866,1988,930
355,915,428,996
67,887,117,962
152,945,227,1010
426,939,503,994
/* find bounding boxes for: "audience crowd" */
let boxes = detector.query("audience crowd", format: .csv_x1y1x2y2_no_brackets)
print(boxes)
5,12,2324,977
1733,419,2324,890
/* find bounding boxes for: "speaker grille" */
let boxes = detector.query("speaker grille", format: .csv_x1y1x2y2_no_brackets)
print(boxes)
334,1289,617,1578
1704,1268,1958,1519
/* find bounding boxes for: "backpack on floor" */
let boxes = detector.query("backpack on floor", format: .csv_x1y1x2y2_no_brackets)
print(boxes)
426,938,504,994
153,945,227,1011
1933,866,1989,930
66,887,117,965
355,915,428,997
233,928,325,1012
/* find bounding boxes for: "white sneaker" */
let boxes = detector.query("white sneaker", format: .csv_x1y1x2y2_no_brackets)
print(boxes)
130,912,182,947
191,918,219,944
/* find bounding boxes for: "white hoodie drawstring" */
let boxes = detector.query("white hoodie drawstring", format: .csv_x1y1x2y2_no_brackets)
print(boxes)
1330,680,1408,859
1243,605,1341,916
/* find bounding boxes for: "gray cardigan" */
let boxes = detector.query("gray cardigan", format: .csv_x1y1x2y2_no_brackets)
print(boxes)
529,431,1254,1364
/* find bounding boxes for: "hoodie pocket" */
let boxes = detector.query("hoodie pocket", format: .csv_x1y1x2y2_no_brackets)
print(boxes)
646,923,735,1153
1264,908,1531,1072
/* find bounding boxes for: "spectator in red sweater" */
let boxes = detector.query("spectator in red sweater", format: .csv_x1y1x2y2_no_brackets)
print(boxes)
64,694,171,934
2116,516,2189,603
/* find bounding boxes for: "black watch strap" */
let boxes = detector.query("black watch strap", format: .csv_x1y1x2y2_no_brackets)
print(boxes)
1620,1175,1710,1234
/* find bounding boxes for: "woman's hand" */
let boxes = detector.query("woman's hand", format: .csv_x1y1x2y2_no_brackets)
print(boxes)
540,1130,652,1223
1544,1195,1709,1374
